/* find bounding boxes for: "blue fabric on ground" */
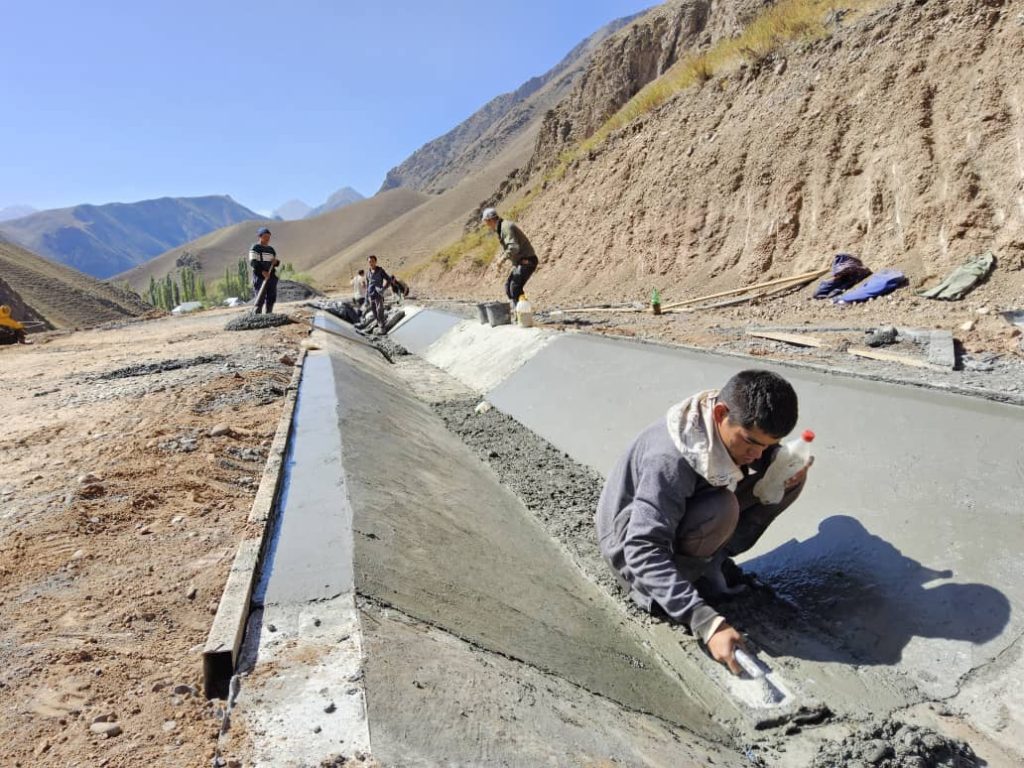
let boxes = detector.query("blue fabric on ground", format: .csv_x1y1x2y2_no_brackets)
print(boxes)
835,269,908,303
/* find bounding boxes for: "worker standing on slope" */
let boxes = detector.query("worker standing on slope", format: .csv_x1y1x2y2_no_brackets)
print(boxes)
482,207,538,309
351,269,367,308
249,227,280,314
364,254,394,334
595,370,813,674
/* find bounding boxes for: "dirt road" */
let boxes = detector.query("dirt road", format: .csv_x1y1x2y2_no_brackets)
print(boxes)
0,308,307,767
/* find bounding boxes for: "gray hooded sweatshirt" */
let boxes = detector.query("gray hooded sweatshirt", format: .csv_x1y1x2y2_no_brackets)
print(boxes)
595,393,739,641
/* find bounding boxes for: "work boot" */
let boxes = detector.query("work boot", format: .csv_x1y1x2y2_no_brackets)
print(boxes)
695,552,766,601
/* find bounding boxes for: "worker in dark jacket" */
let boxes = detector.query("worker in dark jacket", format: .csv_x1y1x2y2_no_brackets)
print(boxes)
595,370,812,675
364,254,393,333
249,227,280,314
482,208,538,306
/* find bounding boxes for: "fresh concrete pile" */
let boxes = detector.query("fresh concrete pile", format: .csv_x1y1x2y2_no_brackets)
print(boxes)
224,312,294,331
810,719,976,767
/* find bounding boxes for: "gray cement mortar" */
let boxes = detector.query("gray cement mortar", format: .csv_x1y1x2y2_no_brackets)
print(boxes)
809,719,977,767
224,312,294,331
428,393,983,766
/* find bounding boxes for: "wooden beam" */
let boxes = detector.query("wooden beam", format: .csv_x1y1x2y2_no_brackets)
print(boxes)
848,346,943,370
660,268,829,311
746,330,825,348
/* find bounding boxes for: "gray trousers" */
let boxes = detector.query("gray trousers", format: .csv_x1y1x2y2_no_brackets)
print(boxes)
673,460,805,580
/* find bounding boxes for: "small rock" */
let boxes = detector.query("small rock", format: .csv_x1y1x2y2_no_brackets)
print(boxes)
864,740,892,764
162,720,177,733
172,684,197,696
227,760,242,768
774,59,788,76
279,354,296,366
139,526,152,535
80,483,106,498
171,515,185,524
266,623,277,633
209,424,234,438
474,401,492,414
91,712,117,724
70,549,86,561
78,473,102,484
977,306,992,315
186,585,198,600
152,682,168,693
959,320,975,332
312,725,322,734
34,740,51,756
324,701,336,714
90,721,122,738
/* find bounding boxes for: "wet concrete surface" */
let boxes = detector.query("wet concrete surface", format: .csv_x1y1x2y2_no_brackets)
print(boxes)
325,336,741,760
382,309,1024,763
231,349,371,766
387,304,461,354
481,330,1023,706
252,353,352,606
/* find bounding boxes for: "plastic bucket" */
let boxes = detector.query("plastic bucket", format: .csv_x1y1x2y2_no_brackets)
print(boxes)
476,303,489,324
485,301,512,327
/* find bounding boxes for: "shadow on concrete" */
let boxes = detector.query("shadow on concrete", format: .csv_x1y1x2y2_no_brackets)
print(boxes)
733,516,1011,666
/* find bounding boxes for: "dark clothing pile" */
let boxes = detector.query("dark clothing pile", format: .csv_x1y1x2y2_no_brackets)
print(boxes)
813,253,872,299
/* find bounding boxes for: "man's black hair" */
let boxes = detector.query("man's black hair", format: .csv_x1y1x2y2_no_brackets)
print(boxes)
719,370,798,438
357,269,364,275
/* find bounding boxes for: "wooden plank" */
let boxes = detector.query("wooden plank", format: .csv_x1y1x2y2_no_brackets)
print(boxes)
746,330,825,348
848,346,943,370
659,268,829,311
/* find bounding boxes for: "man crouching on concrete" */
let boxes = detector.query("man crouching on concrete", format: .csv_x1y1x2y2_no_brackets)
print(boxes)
596,370,811,674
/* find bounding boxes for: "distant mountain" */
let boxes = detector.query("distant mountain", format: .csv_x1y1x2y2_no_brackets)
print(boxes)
0,205,36,222
0,195,260,279
273,199,312,220
377,11,641,196
306,187,365,219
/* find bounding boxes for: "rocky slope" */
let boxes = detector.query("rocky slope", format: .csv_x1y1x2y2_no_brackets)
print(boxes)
529,0,770,176
378,12,641,195
0,195,260,279
413,0,1024,320
0,240,149,329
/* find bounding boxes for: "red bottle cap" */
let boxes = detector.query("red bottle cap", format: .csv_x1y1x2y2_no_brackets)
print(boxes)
802,430,815,442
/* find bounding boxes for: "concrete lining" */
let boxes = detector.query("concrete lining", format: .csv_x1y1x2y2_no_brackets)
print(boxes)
324,335,739,760
483,330,1021,720
387,303,462,354
228,347,371,766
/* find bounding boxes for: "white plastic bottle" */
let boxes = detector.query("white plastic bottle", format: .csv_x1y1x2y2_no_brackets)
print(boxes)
516,295,534,328
753,430,815,505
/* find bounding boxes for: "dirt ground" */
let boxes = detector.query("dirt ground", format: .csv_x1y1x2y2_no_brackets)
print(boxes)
0,305,309,767
422,274,1024,404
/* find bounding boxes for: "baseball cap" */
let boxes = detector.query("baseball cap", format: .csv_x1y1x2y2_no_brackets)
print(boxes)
257,227,272,236
481,208,498,221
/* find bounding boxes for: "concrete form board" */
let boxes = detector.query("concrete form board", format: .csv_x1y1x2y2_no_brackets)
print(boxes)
486,332,1023,704
387,306,462,354
326,339,736,756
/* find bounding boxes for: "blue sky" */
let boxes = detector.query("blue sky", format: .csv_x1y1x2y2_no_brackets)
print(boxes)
1,0,654,214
